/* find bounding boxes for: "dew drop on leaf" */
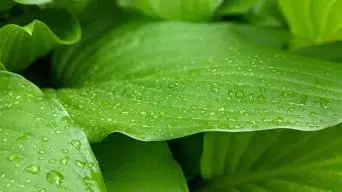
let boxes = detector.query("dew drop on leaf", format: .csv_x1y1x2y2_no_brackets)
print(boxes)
71,139,81,150
47,170,64,186
25,164,40,174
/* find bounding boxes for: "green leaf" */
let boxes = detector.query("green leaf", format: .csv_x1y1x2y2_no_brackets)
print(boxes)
92,134,188,191
216,0,255,15
0,62,5,70
294,41,342,63
0,71,106,191
117,0,223,21
51,21,342,142
15,0,52,5
199,125,342,191
248,0,286,27
0,8,81,72
278,0,342,48
169,133,204,181
0,0,15,11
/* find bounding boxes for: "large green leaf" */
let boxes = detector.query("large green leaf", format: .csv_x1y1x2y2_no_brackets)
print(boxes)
199,125,342,191
117,0,223,21
51,20,342,142
0,71,106,191
92,134,188,191
0,8,81,72
278,0,342,48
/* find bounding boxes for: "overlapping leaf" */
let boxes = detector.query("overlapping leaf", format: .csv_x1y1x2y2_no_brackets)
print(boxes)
0,71,106,191
117,0,223,21
92,134,188,191
279,0,342,48
0,8,81,72
199,125,342,191
50,20,342,142
216,0,255,15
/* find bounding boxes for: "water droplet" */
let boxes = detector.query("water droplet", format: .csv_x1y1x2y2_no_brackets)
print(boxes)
41,136,49,142
47,170,64,186
272,117,284,125
75,160,87,168
60,156,69,165
8,154,19,161
235,90,244,98
25,179,31,184
309,112,320,118
218,107,225,112
140,111,147,115
71,140,81,150
25,164,40,174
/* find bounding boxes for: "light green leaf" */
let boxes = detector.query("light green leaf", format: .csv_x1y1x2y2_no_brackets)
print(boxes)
278,0,342,48
92,134,188,192
15,0,52,5
0,62,5,70
0,8,81,72
248,0,286,27
51,21,342,142
0,71,106,191
199,125,342,191
217,0,255,15
117,0,223,21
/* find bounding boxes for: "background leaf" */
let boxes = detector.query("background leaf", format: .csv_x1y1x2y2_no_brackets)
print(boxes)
199,124,342,191
216,0,255,15
51,20,342,142
0,8,81,72
0,0,15,11
117,0,223,21
92,134,188,191
0,71,106,191
294,41,342,63
278,0,342,48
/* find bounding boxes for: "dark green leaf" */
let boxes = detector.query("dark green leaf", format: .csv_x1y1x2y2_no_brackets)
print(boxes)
51,21,342,142
0,8,81,72
0,71,106,191
294,41,342,63
92,134,188,191
0,0,14,11
117,0,223,21
169,133,204,181
278,0,342,48
199,125,342,191
216,0,255,15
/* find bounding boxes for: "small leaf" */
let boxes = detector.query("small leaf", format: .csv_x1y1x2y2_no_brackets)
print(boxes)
0,71,106,191
51,21,342,142
117,0,223,21
199,125,342,191
0,62,5,70
0,8,81,72
278,0,342,48
92,134,188,191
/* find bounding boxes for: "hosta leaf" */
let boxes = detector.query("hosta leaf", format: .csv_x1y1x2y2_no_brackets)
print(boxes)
92,134,188,191
216,0,255,15
0,71,106,191
51,21,342,142
0,0,14,11
199,125,342,191
294,42,342,63
0,8,81,72
117,0,223,21
169,133,204,181
278,0,342,48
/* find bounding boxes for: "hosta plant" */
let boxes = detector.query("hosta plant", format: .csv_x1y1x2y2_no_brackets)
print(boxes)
1,0,342,191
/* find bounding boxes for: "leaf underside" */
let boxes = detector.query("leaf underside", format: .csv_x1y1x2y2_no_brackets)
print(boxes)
200,124,342,191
